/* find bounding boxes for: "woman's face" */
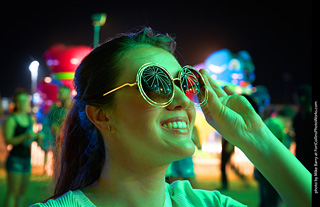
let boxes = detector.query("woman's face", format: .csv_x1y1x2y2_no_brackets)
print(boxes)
15,93,29,113
107,46,196,166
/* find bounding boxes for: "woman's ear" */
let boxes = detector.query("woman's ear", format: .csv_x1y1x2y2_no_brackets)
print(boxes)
86,105,110,131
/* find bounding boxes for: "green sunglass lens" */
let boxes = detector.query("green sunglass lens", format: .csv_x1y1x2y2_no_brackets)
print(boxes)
141,65,173,104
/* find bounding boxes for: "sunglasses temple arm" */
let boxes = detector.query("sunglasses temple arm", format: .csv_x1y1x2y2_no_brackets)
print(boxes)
103,82,137,96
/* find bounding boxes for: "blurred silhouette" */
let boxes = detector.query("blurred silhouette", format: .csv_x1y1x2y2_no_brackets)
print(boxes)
44,85,71,174
255,106,295,207
250,85,271,120
3,88,43,207
293,84,312,173
49,85,71,146
40,85,71,175
219,94,257,190
219,138,250,191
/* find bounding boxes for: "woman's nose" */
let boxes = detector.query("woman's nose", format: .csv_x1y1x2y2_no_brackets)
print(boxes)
166,84,193,111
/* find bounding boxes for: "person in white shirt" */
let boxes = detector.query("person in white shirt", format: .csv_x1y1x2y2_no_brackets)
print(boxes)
32,27,311,207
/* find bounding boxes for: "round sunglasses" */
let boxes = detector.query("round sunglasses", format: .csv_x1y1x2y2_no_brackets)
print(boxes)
102,63,208,107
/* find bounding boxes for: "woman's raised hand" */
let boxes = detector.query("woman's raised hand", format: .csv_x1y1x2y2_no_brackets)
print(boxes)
199,69,312,207
199,69,265,150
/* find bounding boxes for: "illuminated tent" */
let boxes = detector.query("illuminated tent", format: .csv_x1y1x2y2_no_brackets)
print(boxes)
43,44,92,92
195,49,255,95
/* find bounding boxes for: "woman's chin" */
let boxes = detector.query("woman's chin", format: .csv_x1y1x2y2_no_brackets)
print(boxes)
169,142,196,162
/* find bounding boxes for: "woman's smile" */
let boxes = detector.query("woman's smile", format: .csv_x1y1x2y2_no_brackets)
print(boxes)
160,116,190,135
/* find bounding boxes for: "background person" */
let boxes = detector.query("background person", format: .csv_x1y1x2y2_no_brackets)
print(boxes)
3,88,43,207
41,85,71,175
254,106,295,207
293,84,312,173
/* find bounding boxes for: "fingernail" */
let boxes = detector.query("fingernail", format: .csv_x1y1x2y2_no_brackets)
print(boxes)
201,68,208,74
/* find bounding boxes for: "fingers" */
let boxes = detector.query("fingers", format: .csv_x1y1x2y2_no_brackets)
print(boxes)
199,68,238,97
200,69,227,97
223,85,237,95
199,69,224,120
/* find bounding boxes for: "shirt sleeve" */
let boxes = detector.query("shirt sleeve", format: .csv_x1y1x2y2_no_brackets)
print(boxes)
29,192,76,207
29,190,96,207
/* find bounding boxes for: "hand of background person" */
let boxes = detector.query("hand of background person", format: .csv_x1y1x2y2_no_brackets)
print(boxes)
36,131,44,146
26,130,38,140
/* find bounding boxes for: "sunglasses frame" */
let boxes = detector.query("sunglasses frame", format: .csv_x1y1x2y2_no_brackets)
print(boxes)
103,62,208,107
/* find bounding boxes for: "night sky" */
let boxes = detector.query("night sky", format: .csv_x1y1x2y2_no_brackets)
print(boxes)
0,1,312,104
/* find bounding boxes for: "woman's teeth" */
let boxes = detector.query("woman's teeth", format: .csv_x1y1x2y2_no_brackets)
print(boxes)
163,121,188,129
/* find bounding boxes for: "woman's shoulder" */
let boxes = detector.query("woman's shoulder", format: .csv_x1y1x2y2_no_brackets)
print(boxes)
30,190,96,207
165,180,246,207
5,113,33,125
5,114,16,123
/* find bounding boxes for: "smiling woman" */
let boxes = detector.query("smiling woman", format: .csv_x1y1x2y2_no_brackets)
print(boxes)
31,27,311,207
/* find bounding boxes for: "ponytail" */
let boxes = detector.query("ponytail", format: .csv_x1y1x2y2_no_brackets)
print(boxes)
52,101,105,199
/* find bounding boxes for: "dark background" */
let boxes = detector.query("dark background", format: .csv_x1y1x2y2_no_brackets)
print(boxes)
0,1,312,104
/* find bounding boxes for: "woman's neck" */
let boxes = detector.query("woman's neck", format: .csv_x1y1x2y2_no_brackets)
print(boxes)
83,160,169,207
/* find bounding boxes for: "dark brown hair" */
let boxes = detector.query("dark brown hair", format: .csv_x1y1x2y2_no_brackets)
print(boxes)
52,27,176,199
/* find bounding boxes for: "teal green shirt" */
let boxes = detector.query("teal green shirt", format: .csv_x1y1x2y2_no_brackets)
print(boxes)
31,180,246,206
